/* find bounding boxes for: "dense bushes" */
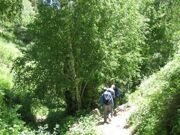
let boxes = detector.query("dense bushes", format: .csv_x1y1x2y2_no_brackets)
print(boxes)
0,38,25,134
129,55,180,135
65,114,99,135
0,0,22,25
139,0,180,77
0,38,20,89
0,97,26,135
128,1,180,133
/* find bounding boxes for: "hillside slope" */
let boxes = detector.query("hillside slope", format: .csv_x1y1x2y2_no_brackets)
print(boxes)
128,51,180,134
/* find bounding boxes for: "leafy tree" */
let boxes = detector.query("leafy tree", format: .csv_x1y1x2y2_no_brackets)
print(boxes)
0,0,22,23
14,0,145,114
139,0,180,76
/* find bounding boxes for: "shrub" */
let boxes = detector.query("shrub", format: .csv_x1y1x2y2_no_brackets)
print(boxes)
66,114,99,135
129,56,180,135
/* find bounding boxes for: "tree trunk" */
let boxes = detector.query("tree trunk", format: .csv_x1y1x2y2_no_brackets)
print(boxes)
63,40,81,114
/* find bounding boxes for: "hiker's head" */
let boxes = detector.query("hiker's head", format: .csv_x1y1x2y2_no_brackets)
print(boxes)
111,84,115,89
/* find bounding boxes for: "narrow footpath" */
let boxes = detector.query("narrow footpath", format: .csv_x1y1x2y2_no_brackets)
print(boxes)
97,104,136,135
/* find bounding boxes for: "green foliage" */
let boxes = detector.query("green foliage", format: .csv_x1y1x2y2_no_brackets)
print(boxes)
128,0,180,135
14,0,145,113
60,115,76,134
97,0,144,86
0,122,60,135
139,0,180,76
35,110,97,135
0,38,21,89
171,109,180,135
0,0,179,134
0,33,25,134
66,114,98,135
0,89,27,135
0,0,22,23
21,0,35,25
0,90,59,134
18,124,60,135
0,105,26,135
129,53,180,135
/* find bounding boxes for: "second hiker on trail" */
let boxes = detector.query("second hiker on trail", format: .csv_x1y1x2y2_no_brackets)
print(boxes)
99,87,114,123
111,84,122,108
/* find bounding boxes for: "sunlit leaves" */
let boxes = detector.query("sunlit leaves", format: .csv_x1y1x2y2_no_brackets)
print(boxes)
0,0,22,23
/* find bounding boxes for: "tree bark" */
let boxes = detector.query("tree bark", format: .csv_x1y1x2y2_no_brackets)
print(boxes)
63,39,81,114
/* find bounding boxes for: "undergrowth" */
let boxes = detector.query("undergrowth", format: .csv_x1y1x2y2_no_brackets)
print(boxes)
128,56,180,135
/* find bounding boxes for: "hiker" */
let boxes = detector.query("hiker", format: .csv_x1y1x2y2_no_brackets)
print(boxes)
43,0,61,9
99,87,114,123
108,85,115,103
111,84,122,108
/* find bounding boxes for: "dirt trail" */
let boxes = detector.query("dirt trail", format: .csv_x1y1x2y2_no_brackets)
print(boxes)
96,104,136,135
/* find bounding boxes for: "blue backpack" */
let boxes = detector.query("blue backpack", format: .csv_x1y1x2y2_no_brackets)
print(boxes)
114,87,122,98
43,0,61,9
103,91,111,105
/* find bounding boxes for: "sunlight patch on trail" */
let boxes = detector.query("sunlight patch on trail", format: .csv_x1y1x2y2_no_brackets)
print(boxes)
97,104,136,135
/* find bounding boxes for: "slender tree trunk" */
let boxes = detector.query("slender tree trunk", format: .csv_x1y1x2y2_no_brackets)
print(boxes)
63,5,82,114
64,39,81,114
18,94,35,123
75,79,81,110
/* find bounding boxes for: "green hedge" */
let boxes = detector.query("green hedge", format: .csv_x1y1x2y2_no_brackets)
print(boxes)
129,56,180,135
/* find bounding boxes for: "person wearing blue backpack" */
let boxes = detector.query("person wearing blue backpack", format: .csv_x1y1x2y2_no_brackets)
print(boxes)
111,84,122,108
99,87,114,123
